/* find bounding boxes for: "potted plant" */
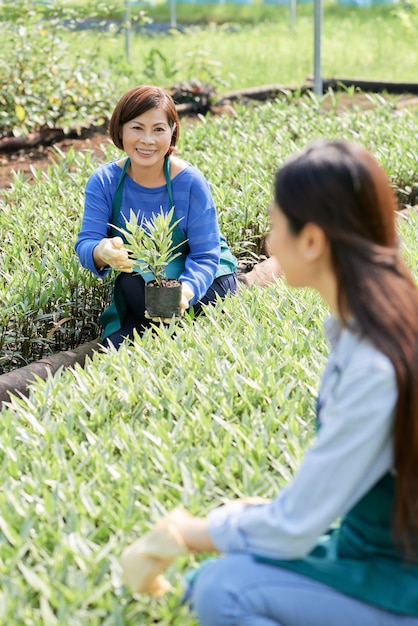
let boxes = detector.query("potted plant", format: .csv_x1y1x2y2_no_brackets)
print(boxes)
112,208,186,319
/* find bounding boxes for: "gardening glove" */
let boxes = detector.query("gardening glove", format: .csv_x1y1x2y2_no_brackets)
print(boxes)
95,237,133,273
180,283,194,315
121,508,191,597
236,496,271,506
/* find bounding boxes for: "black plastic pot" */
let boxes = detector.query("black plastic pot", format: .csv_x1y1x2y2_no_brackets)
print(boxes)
145,280,182,319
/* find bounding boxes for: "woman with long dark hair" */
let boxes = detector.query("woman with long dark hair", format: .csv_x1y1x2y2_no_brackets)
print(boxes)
121,140,418,625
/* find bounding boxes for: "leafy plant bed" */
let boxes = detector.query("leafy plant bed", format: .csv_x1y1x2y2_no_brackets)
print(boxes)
0,256,282,407
0,101,417,624
0,283,329,624
1,93,417,380
2,80,418,162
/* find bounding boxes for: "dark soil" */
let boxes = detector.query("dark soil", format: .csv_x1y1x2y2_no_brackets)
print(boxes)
1,90,418,191
0,125,112,189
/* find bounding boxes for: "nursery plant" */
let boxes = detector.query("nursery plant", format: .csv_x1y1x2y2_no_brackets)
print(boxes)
112,207,186,319
1,2,418,139
1,95,417,372
0,96,417,624
0,280,329,626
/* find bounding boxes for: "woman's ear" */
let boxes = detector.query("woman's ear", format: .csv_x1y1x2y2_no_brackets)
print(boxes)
302,222,328,262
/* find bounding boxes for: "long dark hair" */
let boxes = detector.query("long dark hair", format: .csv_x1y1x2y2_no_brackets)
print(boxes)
274,140,418,555
109,85,180,154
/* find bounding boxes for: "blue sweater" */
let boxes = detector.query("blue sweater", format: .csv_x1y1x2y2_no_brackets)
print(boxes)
75,160,234,304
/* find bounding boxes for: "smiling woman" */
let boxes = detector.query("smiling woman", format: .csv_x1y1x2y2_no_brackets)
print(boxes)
74,84,238,349
119,111,175,181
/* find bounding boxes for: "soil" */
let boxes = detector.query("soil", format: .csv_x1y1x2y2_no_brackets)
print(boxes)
0,125,112,189
1,90,418,190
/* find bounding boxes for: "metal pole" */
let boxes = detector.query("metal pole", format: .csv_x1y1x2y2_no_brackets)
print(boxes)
124,0,131,62
170,0,177,29
313,0,323,96
290,0,296,35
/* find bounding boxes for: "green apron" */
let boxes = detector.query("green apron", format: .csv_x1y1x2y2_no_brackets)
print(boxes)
100,157,236,340
255,473,418,615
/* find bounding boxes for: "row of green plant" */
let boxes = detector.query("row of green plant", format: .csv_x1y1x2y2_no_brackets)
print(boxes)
1,0,286,23
0,279,328,625
1,0,417,138
1,94,417,372
0,159,417,626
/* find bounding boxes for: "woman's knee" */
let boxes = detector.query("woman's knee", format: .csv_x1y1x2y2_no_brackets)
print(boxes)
198,273,238,309
192,557,235,626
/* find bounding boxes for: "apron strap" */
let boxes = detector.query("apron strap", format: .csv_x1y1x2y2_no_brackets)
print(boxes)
111,157,131,225
163,156,174,209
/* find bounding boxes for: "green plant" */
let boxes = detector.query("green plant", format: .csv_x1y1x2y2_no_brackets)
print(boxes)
143,47,228,100
0,95,418,624
143,48,179,84
0,282,327,624
1,3,417,139
112,207,185,286
0,19,114,138
1,97,417,371
392,0,418,33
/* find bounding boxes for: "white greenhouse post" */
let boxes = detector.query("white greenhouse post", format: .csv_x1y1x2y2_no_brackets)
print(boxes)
290,0,297,35
313,0,323,95
170,0,177,28
124,0,131,62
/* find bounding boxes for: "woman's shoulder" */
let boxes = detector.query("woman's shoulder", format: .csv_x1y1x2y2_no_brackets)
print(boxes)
169,155,188,176
341,324,396,380
170,156,210,188
87,159,125,188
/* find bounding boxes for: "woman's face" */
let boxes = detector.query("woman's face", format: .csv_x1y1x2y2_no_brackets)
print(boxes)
121,107,174,168
268,202,310,288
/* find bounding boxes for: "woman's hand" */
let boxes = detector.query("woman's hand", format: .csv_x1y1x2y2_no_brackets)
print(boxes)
180,283,194,315
120,508,216,596
121,510,188,596
94,237,133,272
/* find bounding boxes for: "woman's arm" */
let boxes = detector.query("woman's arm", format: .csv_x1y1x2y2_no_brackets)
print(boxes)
174,169,222,303
175,516,216,552
205,336,397,559
74,167,116,275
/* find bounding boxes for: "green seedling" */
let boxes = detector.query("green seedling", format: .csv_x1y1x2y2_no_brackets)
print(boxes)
111,207,186,286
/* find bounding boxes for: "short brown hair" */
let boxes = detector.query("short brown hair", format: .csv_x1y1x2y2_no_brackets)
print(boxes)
109,85,180,154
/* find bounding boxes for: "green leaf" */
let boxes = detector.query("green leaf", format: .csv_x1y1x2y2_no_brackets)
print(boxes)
17,562,51,600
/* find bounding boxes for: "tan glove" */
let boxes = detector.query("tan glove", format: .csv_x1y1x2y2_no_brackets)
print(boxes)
180,283,194,315
236,496,271,506
121,509,191,597
95,237,133,272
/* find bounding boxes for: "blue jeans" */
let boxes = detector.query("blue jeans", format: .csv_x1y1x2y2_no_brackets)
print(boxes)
191,553,418,626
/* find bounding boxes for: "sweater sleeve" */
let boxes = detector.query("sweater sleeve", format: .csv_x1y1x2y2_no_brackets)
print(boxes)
207,338,397,559
175,169,221,303
74,166,115,276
